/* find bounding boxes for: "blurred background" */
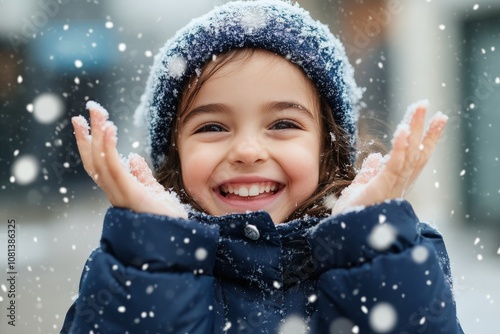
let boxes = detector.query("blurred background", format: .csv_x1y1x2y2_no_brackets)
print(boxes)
0,0,499,332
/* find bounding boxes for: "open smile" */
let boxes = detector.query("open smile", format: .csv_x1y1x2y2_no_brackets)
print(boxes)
214,181,285,213
219,181,282,198
211,178,286,213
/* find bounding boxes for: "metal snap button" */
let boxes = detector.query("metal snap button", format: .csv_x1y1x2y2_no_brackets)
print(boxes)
244,224,260,240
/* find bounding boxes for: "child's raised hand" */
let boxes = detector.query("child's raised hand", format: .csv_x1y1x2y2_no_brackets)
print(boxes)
331,102,448,215
72,101,187,218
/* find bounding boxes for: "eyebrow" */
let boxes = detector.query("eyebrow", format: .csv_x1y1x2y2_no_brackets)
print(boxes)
180,103,228,125
264,101,315,120
181,100,315,125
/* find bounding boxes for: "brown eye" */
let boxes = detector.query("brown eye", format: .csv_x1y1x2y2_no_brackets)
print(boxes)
194,123,226,133
270,120,301,130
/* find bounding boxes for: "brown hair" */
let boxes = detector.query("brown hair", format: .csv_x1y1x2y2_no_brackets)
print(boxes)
155,48,358,222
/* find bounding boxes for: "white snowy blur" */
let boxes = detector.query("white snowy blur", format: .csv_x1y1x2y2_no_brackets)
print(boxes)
367,223,397,251
369,302,397,333
278,315,309,334
240,7,268,33
166,56,187,78
11,154,39,185
32,93,65,124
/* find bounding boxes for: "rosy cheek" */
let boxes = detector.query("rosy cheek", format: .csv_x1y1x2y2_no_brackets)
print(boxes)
288,150,320,193
182,169,201,195
180,153,213,199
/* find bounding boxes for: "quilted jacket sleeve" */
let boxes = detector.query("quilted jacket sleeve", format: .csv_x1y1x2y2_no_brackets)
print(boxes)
307,200,464,333
60,207,220,334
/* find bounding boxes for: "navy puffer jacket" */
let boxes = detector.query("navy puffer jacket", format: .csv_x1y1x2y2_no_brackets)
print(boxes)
61,200,464,333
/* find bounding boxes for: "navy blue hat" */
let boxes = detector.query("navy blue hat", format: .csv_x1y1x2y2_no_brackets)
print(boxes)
135,0,363,171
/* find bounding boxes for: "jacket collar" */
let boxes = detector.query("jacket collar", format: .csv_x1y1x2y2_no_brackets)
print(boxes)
189,210,321,289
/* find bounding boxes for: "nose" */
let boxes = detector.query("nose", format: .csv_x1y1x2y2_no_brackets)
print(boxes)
228,134,269,165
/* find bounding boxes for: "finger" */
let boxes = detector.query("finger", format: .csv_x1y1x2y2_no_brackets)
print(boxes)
385,124,410,174
87,103,123,204
421,111,448,157
378,124,410,196
72,116,94,176
101,121,136,205
409,112,448,182
89,104,109,182
397,104,426,192
405,104,427,166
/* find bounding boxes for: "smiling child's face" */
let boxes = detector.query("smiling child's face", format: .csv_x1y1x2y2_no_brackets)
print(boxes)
177,50,322,224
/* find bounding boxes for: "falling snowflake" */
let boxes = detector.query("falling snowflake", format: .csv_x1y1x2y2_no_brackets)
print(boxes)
223,322,232,331
195,247,208,261
412,245,429,264
32,93,64,124
367,223,397,251
12,155,39,185
369,302,397,333
308,294,317,303
278,315,308,334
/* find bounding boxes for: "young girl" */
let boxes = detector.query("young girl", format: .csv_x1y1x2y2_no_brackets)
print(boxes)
61,1,464,333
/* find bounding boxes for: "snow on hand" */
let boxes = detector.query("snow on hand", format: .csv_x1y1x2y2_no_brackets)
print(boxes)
127,153,187,218
86,99,109,118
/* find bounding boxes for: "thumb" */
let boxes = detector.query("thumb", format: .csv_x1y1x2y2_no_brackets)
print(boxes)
128,153,165,194
128,153,188,219
330,153,384,215
353,152,384,185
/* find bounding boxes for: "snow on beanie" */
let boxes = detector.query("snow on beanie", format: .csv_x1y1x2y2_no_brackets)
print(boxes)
134,0,364,171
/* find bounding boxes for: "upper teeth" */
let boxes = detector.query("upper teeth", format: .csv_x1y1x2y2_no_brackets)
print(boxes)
221,182,278,197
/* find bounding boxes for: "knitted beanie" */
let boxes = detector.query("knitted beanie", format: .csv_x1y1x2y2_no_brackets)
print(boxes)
134,0,363,171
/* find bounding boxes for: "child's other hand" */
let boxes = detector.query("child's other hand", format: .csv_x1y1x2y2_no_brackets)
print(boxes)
71,101,187,218
331,102,448,215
